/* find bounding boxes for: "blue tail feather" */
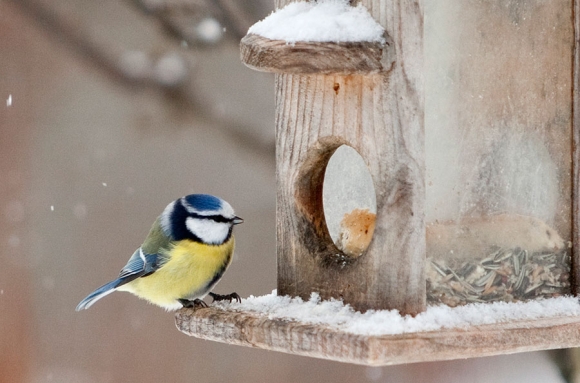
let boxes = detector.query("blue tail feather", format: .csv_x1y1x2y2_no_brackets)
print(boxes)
76,279,122,311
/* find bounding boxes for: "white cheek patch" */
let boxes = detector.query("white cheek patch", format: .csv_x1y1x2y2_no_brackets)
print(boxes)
186,217,230,245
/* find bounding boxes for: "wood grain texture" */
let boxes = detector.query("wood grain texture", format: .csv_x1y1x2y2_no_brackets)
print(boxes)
175,307,580,366
573,0,580,295
274,0,425,314
240,34,394,74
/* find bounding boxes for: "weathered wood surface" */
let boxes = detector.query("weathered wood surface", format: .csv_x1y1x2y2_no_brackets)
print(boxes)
573,0,580,295
176,307,580,366
273,0,425,314
240,34,393,74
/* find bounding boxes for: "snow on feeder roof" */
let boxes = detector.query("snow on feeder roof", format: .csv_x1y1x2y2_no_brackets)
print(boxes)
248,0,385,44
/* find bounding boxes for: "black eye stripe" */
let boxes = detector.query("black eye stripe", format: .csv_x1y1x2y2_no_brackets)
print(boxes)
189,213,232,223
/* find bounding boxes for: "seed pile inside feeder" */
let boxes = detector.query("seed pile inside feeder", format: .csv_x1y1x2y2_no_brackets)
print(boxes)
427,247,571,307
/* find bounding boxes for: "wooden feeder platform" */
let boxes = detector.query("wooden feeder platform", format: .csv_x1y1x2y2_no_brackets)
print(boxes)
175,305,580,365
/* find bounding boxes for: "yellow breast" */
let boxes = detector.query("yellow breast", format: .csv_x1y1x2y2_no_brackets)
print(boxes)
120,237,235,309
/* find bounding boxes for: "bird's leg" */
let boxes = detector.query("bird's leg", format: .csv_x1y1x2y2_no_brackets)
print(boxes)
178,298,208,308
208,292,241,303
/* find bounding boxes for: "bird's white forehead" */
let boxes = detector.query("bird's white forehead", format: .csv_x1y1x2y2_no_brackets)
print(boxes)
181,197,235,219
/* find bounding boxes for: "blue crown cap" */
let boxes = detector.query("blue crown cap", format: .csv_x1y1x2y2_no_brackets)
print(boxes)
183,194,223,212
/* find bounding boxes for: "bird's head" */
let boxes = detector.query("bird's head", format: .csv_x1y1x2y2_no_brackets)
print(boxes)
160,194,243,245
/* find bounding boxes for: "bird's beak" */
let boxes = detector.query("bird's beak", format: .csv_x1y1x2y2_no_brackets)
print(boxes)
233,216,244,225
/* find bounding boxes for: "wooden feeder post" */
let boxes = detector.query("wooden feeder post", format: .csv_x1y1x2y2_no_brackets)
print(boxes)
246,0,425,315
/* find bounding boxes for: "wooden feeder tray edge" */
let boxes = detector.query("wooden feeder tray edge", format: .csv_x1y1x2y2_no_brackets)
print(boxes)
175,306,580,366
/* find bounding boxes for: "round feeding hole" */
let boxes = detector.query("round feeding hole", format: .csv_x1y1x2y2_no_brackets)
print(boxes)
322,145,377,258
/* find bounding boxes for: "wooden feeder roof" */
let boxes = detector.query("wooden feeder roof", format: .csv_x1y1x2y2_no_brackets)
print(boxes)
240,34,393,75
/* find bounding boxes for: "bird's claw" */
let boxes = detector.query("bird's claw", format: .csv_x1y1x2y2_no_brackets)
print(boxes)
178,298,208,309
208,292,241,303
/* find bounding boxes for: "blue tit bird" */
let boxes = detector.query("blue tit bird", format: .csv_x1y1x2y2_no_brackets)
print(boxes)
76,194,243,311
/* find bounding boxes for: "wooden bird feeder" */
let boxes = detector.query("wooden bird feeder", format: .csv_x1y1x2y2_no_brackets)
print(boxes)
176,0,580,365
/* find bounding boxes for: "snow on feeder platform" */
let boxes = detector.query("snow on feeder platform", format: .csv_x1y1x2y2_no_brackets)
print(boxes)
176,0,580,365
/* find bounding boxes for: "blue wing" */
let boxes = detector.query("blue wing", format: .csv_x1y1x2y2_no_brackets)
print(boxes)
118,248,160,280
76,248,164,311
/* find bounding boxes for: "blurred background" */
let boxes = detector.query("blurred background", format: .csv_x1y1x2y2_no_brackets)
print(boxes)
0,0,576,382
